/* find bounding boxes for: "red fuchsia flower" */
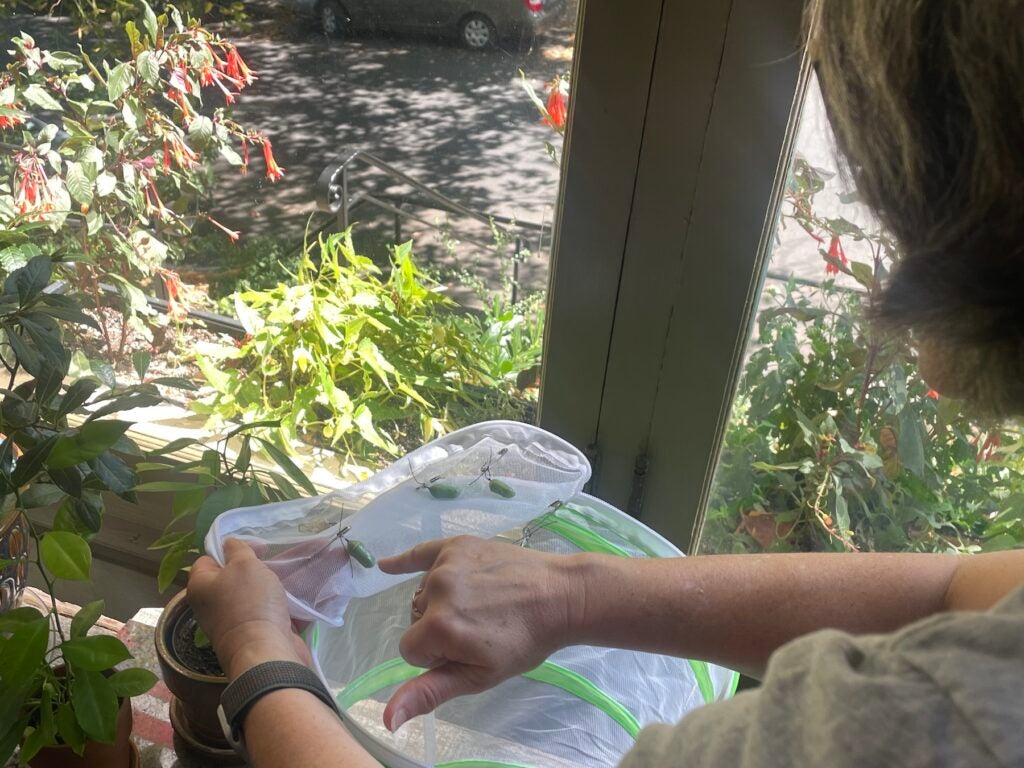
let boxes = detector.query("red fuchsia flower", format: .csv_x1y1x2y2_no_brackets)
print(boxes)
165,88,195,125
0,102,24,130
225,47,255,88
543,77,568,130
13,152,54,219
207,215,240,242
261,139,285,182
824,235,848,275
925,388,940,400
978,432,1002,463
144,181,169,219
157,268,190,322
164,133,198,170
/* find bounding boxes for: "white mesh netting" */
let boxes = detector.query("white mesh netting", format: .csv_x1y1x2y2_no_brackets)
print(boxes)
205,421,738,767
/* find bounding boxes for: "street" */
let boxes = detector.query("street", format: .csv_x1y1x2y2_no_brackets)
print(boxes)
214,12,575,259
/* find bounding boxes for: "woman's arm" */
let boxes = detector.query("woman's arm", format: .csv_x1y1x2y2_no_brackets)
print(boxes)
379,539,1024,728
188,540,378,768
570,548,1024,676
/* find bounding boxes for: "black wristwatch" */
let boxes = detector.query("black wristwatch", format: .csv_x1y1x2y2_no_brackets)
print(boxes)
218,660,340,759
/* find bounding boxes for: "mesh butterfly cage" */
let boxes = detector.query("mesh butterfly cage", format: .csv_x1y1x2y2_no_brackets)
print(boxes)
207,421,739,767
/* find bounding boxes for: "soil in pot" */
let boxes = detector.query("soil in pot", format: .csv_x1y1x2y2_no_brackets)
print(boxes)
171,607,223,677
29,695,138,768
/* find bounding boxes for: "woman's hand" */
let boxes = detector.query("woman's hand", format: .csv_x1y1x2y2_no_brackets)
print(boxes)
187,539,312,679
377,535,585,731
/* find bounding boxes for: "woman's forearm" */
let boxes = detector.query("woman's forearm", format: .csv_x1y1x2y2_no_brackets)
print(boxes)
243,689,378,768
567,550,1023,678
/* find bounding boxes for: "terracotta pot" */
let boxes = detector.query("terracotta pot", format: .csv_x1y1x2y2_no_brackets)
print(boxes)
0,508,28,613
29,697,137,768
155,590,242,763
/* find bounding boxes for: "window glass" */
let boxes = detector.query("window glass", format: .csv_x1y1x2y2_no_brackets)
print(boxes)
698,78,1024,555
2,0,579,479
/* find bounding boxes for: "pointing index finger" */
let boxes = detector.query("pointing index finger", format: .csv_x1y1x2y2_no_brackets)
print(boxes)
378,539,446,575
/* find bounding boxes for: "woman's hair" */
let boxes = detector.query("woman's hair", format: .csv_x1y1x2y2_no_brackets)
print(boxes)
807,0,1024,416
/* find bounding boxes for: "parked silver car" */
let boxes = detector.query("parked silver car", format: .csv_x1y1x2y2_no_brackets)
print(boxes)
291,0,565,49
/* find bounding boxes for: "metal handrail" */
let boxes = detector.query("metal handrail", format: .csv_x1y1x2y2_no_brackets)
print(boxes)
316,148,550,255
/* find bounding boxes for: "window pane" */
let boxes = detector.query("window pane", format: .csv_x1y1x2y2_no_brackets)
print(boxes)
2,0,580,475
699,77,1024,556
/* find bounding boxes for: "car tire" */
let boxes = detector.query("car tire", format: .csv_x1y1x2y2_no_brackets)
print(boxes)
319,0,348,38
458,14,496,49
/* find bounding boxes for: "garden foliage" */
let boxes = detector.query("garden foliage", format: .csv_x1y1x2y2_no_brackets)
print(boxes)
192,231,543,468
703,161,1024,555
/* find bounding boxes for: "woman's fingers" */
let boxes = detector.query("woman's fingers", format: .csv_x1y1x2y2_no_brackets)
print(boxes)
383,662,490,731
378,539,448,574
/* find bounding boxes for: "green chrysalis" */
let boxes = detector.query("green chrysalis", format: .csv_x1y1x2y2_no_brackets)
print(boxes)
488,478,516,498
427,483,461,499
346,539,376,568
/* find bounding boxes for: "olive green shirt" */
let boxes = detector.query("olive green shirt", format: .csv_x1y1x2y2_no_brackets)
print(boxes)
622,586,1024,767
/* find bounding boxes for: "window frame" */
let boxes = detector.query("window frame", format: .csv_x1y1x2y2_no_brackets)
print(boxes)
541,0,809,551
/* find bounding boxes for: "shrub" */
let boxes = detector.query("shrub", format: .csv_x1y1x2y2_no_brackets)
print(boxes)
192,232,542,468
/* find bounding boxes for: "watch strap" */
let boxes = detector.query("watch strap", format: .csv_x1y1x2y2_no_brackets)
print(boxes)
218,660,338,755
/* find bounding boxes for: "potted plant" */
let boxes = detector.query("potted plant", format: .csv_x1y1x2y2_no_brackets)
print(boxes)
0,257,163,766
154,590,237,762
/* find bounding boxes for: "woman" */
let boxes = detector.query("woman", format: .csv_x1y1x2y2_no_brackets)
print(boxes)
187,2,1024,765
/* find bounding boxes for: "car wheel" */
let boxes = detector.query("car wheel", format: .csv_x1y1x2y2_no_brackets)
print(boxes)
319,0,347,38
459,14,496,49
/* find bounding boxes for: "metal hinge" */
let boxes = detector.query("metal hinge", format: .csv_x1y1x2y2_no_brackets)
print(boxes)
627,454,649,519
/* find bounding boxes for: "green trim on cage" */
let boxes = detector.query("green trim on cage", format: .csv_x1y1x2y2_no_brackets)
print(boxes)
538,516,633,558
726,670,741,698
687,659,716,704
338,658,641,740
522,661,641,738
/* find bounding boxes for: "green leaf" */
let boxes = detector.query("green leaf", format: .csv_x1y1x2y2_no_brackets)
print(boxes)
70,599,105,639
106,62,135,102
62,635,132,671
849,261,875,290
0,606,44,634
85,393,163,422
142,1,159,43
47,420,132,469
224,419,281,441
194,484,244,549
108,667,158,698
898,410,926,478
137,49,159,85
235,437,252,474
148,376,198,391
132,350,151,382
22,84,63,111
55,703,85,754
188,115,214,147
157,540,189,593
147,437,200,456
88,452,137,501
5,255,52,307
72,670,118,742
0,717,26,765
256,439,316,496
57,378,100,418
19,483,65,509
10,433,58,487
65,161,94,206
40,531,92,581
0,616,49,689
134,480,211,492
